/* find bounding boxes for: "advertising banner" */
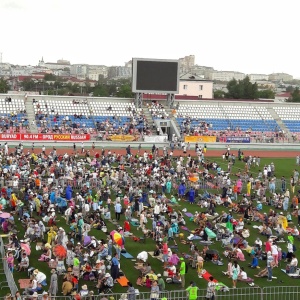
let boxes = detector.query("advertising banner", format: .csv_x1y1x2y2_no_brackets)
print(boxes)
0,133,21,140
184,136,216,143
108,135,137,142
144,135,168,143
225,136,250,143
0,133,90,141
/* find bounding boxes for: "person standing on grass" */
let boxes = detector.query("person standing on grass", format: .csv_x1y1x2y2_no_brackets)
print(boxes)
232,260,240,288
111,252,119,283
179,257,186,289
205,276,216,300
77,215,84,241
150,280,159,300
127,282,135,300
186,281,198,300
267,251,275,281
114,199,122,221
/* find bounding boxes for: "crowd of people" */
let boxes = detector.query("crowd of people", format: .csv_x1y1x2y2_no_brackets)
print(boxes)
0,142,299,300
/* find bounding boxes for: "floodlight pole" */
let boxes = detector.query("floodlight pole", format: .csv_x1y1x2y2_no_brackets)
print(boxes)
167,93,175,108
135,93,143,108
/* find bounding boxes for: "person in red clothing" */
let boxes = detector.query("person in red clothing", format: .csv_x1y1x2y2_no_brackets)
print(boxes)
124,221,130,232
265,238,272,253
162,239,169,268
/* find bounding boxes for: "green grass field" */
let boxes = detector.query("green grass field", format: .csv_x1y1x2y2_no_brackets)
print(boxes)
1,156,300,298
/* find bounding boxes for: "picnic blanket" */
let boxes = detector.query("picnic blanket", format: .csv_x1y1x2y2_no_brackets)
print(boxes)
281,268,300,277
181,226,191,232
184,212,194,218
148,251,163,260
187,234,202,241
117,276,129,286
130,221,139,226
18,279,31,289
121,252,134,259
202,270,229,291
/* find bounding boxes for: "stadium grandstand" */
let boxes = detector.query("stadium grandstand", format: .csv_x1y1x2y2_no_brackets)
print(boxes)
0,93,299,143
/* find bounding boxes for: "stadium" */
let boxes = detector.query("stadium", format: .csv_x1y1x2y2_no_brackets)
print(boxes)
0,58,300,300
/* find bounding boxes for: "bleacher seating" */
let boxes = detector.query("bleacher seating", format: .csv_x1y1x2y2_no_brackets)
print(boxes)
146,102,169,120
33,99,147,136
273,106,300,133
90,101,146,133
176,104,278,132
0,98,28,132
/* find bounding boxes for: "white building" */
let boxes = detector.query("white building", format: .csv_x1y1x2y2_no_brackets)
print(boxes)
88,65,108,80
248,74,269,81
269,73,293,82
39,58,71,70
179,55,195,73
178,73,213,99
70,64,88,79
205,70,245,81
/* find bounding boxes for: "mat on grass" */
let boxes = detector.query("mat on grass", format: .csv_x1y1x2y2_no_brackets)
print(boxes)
117,276,129,286
148,251,163,261
121,252,134,259
18,279,31,289
184,212,194,218
169,245,178,249
202,270,229,291
181,226,191,232
281,268,300,277
130,221,139,226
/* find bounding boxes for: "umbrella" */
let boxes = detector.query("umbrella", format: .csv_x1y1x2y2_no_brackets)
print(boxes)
21,243,31,256
0,212,11,219
53,244,67,259
112,232,124,246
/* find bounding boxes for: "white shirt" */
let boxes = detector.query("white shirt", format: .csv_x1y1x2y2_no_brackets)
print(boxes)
271,244,278,255
240,271,247,280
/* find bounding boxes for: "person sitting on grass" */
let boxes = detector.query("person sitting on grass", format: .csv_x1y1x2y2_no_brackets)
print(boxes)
249,254,259,268
254,267,277,278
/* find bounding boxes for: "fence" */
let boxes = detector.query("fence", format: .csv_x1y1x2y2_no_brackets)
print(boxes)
0,236,18,295
82,287,300,300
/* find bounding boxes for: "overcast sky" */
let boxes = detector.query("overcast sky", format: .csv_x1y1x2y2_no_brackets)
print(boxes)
0,0,299,78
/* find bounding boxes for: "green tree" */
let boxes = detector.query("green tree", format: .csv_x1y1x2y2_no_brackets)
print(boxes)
21,79,35,91
225,76,258,99
287,87,300,102
117,84,133,98
93,84,109,97
0,78,9,93
213,90,225,98
44,74,57,81
286,86,294,93
257,89,275,99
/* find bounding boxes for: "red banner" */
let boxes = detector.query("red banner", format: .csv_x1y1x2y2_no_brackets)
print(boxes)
0,133,21,140
0,133,90,141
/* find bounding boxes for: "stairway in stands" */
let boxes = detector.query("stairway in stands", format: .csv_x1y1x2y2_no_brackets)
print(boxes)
142,106,156,135
266,106,291,136
24,100,38,133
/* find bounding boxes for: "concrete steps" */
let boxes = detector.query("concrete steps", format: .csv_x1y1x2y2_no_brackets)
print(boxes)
142,108,156,135
24,100,38,133
266,106,290,136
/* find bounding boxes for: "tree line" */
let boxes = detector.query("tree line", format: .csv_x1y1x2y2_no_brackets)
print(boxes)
214,76,300,102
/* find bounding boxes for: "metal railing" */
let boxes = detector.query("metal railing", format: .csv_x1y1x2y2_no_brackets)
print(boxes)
0,284,296,299
81,287,300,300
0,236,18,295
